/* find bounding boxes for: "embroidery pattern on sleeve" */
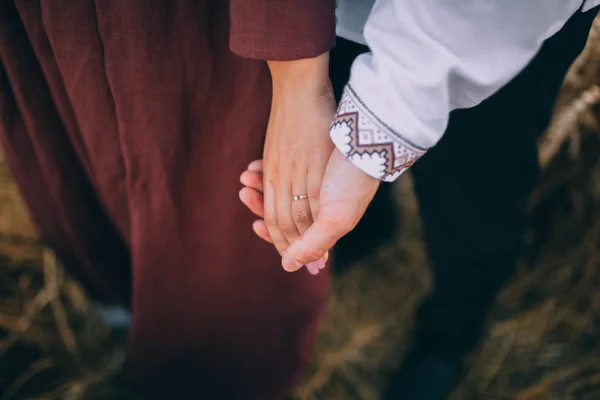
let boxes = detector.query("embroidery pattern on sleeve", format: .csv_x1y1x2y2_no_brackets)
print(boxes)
330,85,426,182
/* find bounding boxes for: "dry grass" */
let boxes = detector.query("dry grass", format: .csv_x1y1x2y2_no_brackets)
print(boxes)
0,155,131,399
1,15,600,400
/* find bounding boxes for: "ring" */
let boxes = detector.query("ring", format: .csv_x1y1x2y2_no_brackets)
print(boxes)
292,194,308,201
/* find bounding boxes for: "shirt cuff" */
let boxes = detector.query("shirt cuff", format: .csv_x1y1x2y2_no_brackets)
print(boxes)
330,85,427,182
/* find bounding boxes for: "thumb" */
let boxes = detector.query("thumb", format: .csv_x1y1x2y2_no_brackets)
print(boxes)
282,217,345,272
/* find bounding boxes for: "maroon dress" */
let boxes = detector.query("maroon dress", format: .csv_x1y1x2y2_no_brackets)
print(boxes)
0,1,335,398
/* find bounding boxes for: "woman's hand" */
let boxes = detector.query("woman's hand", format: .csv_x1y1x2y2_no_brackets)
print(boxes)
239,161,328,275
280,148,380,271
261,52,337,256
240,148,380,274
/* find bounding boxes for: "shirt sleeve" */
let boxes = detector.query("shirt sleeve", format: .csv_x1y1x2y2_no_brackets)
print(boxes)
229,0,337,61
330,0,587,182
584,0,600,11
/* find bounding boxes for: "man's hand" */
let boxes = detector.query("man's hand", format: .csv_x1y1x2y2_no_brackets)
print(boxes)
280,148,380,271
239,160,328,275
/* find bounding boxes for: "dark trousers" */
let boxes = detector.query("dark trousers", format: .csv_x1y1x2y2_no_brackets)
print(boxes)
331,9,597,355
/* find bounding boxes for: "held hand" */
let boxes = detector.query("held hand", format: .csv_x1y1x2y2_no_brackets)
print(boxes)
239,161,328,275
261,53,336,256
281,149,381,271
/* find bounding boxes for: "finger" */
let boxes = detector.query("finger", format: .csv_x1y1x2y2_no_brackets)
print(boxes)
282,217,345,271
304,257,328,275
276,182,301,246
240,170,263,192
305,262,321,275
306,151,330,221
247,160,263,172
264,179,289,254
291,171,313,235
252,220,273,244
239,187,264,218
291,197,313,236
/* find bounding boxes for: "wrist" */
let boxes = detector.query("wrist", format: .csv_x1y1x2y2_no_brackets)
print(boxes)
267,52,331,95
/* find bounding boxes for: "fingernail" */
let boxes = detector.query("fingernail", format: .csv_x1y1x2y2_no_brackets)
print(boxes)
282,256,303,272
323,251,330,262
247,161,262,172
306,264,320,275
307,258,326,272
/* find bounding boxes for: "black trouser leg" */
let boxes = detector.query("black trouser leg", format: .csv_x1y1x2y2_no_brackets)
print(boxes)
330,38,397,270
412,7,597,357
385,8,598,400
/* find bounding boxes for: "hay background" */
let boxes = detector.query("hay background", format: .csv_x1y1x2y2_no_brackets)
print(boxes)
1,14,600,400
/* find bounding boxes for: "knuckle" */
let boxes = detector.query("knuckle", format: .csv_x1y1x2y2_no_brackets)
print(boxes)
264,212,278,227
339,218,356,232
298,248,326,264
278,220,297,235
292,208,310,225
322,214,353,234
307,185,321,199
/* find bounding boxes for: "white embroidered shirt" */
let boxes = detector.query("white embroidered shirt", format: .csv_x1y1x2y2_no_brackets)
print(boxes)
332,0,599,182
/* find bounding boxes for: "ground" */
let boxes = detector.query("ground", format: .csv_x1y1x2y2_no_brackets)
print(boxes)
1,16,600,400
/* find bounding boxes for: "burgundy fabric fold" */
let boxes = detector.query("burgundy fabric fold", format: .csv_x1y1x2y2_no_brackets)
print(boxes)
0,1,330,398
